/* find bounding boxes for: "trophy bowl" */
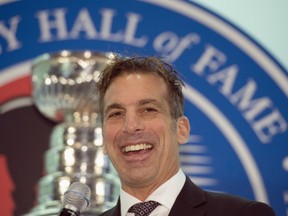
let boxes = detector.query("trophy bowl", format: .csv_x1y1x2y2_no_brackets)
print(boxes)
31,50,115,122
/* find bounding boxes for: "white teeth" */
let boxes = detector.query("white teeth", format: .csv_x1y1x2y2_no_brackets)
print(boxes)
123,144,152,153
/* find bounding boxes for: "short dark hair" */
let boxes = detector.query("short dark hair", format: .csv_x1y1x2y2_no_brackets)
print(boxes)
98,55,185,121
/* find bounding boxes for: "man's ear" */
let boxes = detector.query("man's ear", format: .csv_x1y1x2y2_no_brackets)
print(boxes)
177,116,190,144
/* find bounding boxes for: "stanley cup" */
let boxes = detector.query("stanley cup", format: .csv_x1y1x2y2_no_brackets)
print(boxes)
26,50,120,215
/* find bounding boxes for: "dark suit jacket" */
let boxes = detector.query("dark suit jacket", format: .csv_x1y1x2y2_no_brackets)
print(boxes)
99,176,275,216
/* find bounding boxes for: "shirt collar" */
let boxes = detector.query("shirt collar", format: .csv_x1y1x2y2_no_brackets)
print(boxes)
120,169,186,216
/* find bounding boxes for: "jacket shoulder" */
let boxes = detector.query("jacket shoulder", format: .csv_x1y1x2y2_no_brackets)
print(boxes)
204,191,275,216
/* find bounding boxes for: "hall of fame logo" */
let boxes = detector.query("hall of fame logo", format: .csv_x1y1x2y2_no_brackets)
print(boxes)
0,1,287,215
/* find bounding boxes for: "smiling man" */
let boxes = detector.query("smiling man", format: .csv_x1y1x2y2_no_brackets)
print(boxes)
97,56,275,216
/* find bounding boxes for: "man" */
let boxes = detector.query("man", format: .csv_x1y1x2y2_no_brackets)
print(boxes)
97,56,275,216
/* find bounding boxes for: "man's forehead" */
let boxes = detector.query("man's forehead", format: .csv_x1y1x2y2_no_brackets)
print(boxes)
103,72,169,104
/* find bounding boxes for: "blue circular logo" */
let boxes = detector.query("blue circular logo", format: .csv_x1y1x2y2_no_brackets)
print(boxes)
0,1,287,215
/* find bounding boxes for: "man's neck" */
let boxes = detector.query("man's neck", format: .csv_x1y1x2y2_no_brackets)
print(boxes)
121,168,180,201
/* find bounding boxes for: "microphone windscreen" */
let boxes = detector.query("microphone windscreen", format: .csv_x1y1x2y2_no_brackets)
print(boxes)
63,182,91,213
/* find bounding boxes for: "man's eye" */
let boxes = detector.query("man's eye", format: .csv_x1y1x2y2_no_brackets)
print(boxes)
107,112,123,118
145,108,156,112
141,107,158,115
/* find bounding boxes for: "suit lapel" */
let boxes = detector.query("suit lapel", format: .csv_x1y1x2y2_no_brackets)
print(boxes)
168,176,207,216
106,199,121,216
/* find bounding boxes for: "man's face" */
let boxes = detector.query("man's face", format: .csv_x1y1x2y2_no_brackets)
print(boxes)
102,72,189,193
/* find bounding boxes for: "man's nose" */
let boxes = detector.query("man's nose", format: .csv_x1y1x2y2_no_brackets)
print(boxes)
122,112,143,134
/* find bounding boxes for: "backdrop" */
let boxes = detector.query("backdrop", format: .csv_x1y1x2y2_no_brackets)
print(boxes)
0,1,287,216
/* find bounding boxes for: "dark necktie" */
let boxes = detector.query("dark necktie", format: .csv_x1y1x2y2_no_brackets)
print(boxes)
128,201,160,216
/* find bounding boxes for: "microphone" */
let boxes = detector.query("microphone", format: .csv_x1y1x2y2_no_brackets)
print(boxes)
58,182,91,216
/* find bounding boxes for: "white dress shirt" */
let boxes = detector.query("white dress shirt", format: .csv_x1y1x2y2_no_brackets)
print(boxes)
120,169,186,216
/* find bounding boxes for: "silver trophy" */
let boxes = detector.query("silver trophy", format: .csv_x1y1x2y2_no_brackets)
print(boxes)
26,50,119,215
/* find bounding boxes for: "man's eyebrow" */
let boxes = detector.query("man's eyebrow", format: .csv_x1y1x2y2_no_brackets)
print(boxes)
104,103,124,115
138,98,162,107
104,99,163,114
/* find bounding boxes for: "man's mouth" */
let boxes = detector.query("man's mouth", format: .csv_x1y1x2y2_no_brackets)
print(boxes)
122,143,153,153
